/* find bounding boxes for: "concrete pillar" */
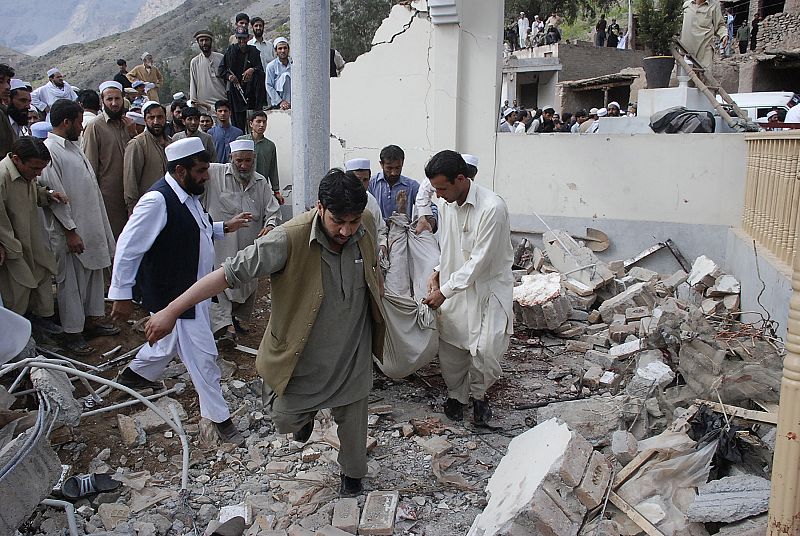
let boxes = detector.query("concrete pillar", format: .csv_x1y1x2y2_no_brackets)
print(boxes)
767,219,800,534
290,0,330,215
432,22,462,149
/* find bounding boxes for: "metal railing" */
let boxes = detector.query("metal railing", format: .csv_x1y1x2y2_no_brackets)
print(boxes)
741,130,800,265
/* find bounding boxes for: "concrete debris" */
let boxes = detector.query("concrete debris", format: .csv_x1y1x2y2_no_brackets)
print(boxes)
537,397,629,446
358,491,398,535
514,274,573,330
543,230,615,291
597,282,656,323
117,414,146,447
686,475,771,523
98,503,131,530
716,514,768,535
130,397,188,432
30,367,83,426
687,255,721,287
610,430,638,465
331,498,359,534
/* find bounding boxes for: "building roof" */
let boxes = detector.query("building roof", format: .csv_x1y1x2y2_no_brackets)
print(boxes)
559,73,638,90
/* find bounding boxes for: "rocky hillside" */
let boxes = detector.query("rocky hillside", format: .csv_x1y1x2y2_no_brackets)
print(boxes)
12,0,289,94
0,45,30,67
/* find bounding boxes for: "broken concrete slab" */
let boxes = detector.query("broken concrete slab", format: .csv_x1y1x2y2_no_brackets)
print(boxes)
543,230,615,291
30,367,83,426
597,283,656,323
611,431,637,465
131,397,188,432
98,503,131,530
358,491,399,535
707,274,740,296
686,475,770,523
716,514,768,536
584,350,613,369
660,269,688,290
628,267,659,283
414,435,452,457
331,498,359,534
687,255,721,287
537,397,628,446
514,274,573,331
583,366,604,390
608,339,642,359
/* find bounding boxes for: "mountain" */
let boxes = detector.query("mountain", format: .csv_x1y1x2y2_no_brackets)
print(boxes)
12,0,289,95
0,45,30,67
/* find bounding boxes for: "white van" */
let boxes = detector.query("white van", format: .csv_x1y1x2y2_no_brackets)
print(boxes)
718,91,794,121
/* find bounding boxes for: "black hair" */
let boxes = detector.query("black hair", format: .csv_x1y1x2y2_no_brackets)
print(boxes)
424,150,469,183
170,99,187,112
50,99,83,127
215,99,231,111
200,113,213,120
167,151,211,174
76,89,100,111
181,106,200,119
143,103,166,117
575,109,588,118
117,59,127,66
379,144,405,163
543,107,555,114
0,64,15,78
251,16,264,25
318,168,367,216
562,112,573,123
249,110,267,121
235,12,250,23
12,136,51,162
465,164,478,179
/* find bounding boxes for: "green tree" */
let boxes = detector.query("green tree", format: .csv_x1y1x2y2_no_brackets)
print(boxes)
505,0,617,26
208,15,232,53
636,0,682,55
331,0,395,62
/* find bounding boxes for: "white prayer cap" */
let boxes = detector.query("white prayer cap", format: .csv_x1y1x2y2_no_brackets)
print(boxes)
230,139,255,153
589,107,599,115
141,100,162,116
502,107,515,118
29,105,36,112
597,108,608,117
141,51,151,60
144,82,156,91
47,67,61,77
173,92,185,101
767,110,778,119
273,37,289,49
461,154,479,168
131,80,145,88
126,111,145,125
99,80,123,94
165,137,205,162
607,101,620,109
9,79,29,91
345,158,370,171
31,122,53,139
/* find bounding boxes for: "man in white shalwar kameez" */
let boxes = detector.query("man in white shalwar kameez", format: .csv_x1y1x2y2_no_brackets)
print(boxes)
422,150,513,426
40,99,118,356
203,139,281,347
414,154,478,234
109,137,251,445
31,68,78,123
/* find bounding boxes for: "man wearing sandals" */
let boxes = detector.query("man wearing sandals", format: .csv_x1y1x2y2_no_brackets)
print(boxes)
40,99,119,355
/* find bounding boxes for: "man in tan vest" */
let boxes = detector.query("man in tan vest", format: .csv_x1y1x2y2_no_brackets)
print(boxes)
144,169,385,496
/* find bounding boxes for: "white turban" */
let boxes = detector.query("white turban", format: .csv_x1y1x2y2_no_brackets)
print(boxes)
165,138,205,162
230,139,255,153
273,37,289,49
99,80,123,94
47,68,61,77
345,158,370,171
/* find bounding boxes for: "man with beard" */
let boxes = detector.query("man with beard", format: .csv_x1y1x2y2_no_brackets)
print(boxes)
127,53,163,102
607,101,621,117
266,38,292,110
7,79,32,138
123,101,172,213
189,30,228,114
172,106,216,162
82,81,136,238
165,99,186,138
39,99,118,355
0,64,14,156
219,26,265,132
31,68,78,122
109,137,252,446
203,139,280,347
248,17,275,105
236,111,282,203
114,59,132,90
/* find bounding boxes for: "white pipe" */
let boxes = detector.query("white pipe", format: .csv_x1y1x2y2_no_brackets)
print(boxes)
169,404,190,490
81,384,185,417
41,499,78,536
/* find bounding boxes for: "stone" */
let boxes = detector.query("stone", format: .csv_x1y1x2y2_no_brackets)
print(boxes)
565,340,591,353
701,298,722,315
332,498,359,534
608,339,642,358
628,267,659,283
686,475,770,523
514,290,573,331
723,293,741,311
288,526,315,536
567,292,597,311
687,255,720,287
707,274,740,296
467,419,588,536
117,414,145,447
131,397,188,432
625,306,650,320
563,278,595,297
582,366,604,390
359,491,399,535
316,526,352,536
543,230,615,291
608,323,636,343
414,435,452,457
584,350,613,369
717,514,768,536
98,503,130,530
599,371,621,391
661,269,688,290
302,447,321,463
597,282,656,323
587,310,602,324
611,313,626,325
265,461,292,474
610,431,638,465
575,451,611,509
537,397,627,446
219,503,253,525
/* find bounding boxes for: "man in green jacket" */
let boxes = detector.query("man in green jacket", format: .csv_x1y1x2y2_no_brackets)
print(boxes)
144,169,385,496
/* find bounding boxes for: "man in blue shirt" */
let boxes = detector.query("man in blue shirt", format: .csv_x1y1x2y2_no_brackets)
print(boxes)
207,99,243,163
368,145,437,229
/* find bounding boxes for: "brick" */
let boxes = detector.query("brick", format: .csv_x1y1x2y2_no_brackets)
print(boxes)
610,313,626,325
610,431,637,465
661,269,688,290
597,282,656,323
608,323,636,343
587,310,602,324
599,371,621,391
567,291,597,311
358,491,399,535
575,451,611,508
558,431,593,487
414,435,452,457
565,340,591,353
331,498,359,534
628,267,659,283
585,323,608,335
582,366,604,390
608,338,642,358
625,306,650,320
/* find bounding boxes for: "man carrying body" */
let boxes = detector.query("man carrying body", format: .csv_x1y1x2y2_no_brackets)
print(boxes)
414,153,477,234
190,30,228,114
7,79,32,138
40,100,118,355
236,111,282,204
219,26,265,132
681,0,727,68
204,139,280,347
31,68,78,122
266,38,292,110
123,101,171,214
110,137,251,445
173,106,216,162
144,169,385,495
114,60,133,90
208,100,243,163
422,150,513,426
0,137,68,332
82,81,135,238
127,53,163,102
345,158,387,254
369,144,437,230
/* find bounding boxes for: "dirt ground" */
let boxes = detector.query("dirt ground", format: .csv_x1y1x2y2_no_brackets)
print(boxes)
13,279,586,535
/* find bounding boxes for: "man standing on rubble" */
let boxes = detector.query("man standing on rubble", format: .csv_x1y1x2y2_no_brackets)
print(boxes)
144,169,385,496
422,150,514,426
109,137,252,446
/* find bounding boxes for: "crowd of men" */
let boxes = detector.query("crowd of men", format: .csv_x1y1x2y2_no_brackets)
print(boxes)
507,11,564,50
498,100,636,133
0,11,515,498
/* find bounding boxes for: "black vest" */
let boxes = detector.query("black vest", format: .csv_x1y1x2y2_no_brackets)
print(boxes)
136,178,201,319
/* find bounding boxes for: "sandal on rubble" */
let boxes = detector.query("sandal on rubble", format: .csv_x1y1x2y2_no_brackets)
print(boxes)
61,473,121,500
